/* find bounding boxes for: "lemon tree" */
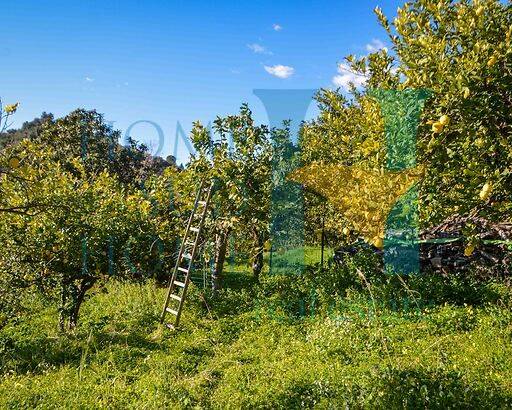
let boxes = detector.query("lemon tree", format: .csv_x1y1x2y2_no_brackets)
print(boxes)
189,104,272,285
300,0,511,247
0,139,180,329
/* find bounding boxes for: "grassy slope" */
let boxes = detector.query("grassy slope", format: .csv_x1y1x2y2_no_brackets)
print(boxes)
1,257,512,409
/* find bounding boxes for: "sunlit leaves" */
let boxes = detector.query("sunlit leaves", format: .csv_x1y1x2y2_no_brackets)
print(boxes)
301,0,512,238
0,140,174,327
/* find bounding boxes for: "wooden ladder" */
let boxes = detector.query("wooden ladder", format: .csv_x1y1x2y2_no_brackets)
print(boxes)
160,180,214,329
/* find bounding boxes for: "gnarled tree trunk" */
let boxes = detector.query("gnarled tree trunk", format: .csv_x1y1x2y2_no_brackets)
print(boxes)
59,275,96,331
69,277,96,329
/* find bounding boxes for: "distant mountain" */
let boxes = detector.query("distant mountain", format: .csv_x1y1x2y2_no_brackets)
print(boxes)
0,110,177,184
0,112,53,150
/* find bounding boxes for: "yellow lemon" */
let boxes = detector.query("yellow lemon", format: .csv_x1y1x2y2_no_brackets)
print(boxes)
439,115,450,126
432,122,444,133
463,87,470,99
464,244,475,257
8,157,20,169
479,182,491,200
373,237,384,249
487,55,497,67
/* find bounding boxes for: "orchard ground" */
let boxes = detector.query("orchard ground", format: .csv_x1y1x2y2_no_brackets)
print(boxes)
1,248,511,409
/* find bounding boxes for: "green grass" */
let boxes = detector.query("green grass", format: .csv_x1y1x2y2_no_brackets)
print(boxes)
1,263,512,409
270,245,333,264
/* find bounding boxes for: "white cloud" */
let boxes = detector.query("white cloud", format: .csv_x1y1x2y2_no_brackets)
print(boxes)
365,38,387,53
264,64,295,79
273,23,282,31
85,77,94,82
247,43,272,55
332,63,367,90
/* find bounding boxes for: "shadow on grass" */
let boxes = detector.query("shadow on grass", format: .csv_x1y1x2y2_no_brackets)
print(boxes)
0,331,82,375
0,314,166,375
268,368,512,409
188,267,259,319
222,267,259,291
374,368,512,409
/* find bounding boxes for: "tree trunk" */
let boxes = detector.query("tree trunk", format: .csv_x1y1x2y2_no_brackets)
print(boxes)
59,280,68,332
212,229,230,291
252,229,264,281
69,278,96,329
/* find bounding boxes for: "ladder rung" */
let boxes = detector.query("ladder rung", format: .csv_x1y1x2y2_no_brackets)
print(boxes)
162,181,212,330
166,307,179,315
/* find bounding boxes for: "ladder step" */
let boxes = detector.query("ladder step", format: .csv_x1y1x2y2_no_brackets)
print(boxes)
174,280,186,287
190,227,200,233
170,294,182,301
166,307,179,315
182,253,192,260
198,200,207,206
178,267,188,273
185,241,195,247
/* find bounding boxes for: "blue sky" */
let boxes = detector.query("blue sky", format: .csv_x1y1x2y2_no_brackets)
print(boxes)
1,0,402,163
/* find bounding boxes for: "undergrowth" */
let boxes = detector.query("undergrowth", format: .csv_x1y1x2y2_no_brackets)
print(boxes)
0,256,511,409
